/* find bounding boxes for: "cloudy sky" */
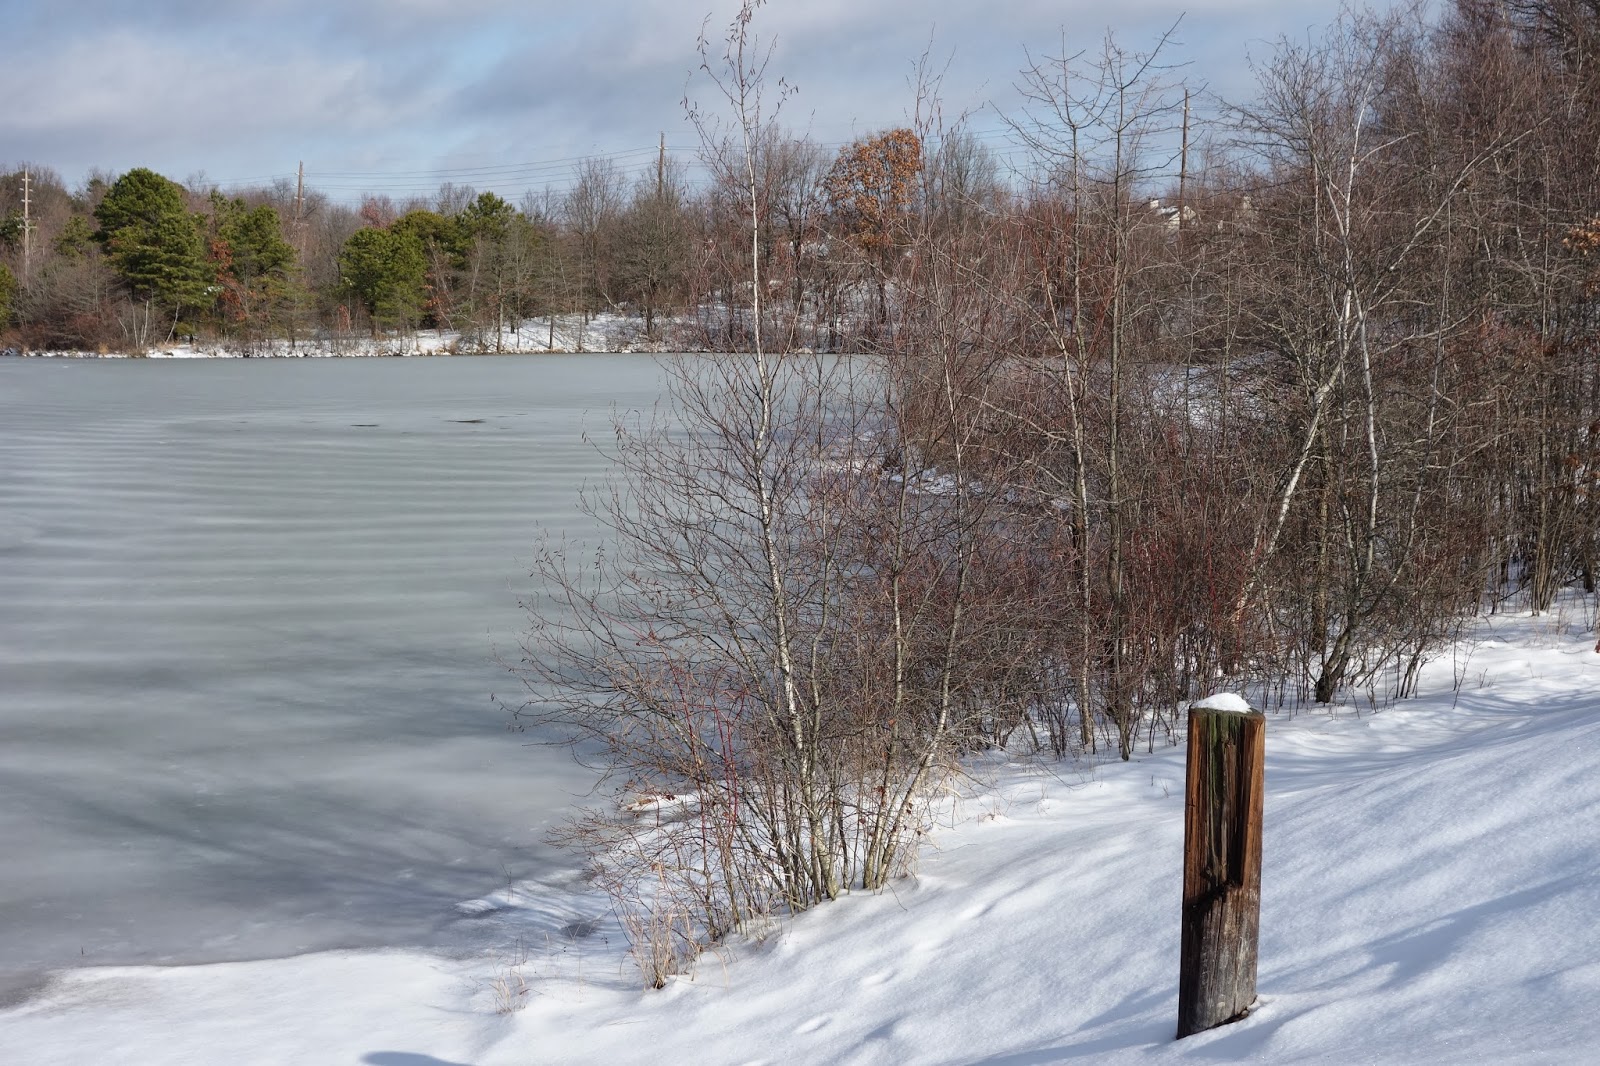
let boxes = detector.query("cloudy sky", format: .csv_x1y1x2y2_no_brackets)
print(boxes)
4,0,1388,203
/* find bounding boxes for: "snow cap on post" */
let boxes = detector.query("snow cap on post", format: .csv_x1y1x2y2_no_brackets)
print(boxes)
1191,692,1252,714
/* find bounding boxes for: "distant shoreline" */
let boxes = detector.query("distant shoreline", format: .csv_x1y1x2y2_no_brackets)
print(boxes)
2,313,689,360
6,346,673,359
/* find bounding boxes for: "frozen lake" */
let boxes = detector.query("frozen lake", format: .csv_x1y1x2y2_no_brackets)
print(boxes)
0,354,665,1003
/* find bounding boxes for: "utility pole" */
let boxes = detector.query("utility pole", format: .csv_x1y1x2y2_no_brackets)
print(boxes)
1178,89,1190,234
290,161,306,349
657,132,666,200
21,167,33,283
293,161,306,253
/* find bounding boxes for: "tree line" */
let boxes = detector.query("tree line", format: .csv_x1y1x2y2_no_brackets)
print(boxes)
0,119,966,353
0,155,685,351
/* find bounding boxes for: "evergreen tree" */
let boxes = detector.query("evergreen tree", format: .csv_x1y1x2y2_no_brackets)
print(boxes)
454,193,527,346
0,263,15,331
93,168,212,321
0,212,22,251
220,202,295,282
458,192,516,244
392,210,463,263
337,226,426,336
389,209,464,328
209,195,298,335
54,216,95,259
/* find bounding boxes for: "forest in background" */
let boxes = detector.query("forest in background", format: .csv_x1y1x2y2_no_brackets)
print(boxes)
3,4,1598,362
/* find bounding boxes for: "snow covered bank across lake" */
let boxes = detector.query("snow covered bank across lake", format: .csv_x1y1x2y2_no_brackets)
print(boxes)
13,312,682,359
6,606,1599,1064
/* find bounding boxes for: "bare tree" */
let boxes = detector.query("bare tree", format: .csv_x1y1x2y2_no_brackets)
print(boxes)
1229,9,1522,701
564,157,626,340
616,157,692,339
1005,28,1192,755
517,1,1020,983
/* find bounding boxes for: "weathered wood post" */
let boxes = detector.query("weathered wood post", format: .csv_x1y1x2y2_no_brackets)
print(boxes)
1176,695,1264,1039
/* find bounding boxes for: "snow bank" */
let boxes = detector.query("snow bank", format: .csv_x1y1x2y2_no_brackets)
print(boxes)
5,606,1600,1064
16,313,680,360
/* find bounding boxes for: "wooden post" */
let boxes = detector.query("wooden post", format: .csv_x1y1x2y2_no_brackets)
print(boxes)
1177,699,1264,1039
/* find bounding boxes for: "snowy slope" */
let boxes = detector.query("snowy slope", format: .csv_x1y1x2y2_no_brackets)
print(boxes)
5,606,1600,1065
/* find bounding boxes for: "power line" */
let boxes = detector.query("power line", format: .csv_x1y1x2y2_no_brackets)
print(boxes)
202,121,1053,190
197,106,1221,207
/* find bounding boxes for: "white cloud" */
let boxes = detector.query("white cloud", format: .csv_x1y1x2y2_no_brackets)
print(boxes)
1,0,1399,195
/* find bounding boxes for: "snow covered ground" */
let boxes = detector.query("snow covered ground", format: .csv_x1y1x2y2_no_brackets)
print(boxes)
6,604,1600,1065
18,312,675,359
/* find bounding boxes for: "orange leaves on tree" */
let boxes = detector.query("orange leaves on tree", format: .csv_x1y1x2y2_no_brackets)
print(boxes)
1563,217,1600,294
208,236,245,322
823,128,923,257
1563,217,1600,256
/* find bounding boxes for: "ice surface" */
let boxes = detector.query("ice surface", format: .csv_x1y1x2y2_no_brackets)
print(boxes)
0,355,665,1002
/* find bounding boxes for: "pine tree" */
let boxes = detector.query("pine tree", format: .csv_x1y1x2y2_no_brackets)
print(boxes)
54,216,95,259
94,168,212,321
209,195,298,336
0,262,16,331
458,192,516,244
337,226,427,336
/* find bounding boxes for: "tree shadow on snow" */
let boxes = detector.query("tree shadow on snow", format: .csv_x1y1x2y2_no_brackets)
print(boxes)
0,759,585,978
